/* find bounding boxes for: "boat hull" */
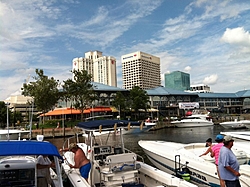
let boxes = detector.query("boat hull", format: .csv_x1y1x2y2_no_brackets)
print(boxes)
0,130,30,140
139,140,250,187
219,121,246,129
171,120,213,128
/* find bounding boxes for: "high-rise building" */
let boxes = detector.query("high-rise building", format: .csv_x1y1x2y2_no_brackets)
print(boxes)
121,51,161,90
164,71,190,91
72,51,117,87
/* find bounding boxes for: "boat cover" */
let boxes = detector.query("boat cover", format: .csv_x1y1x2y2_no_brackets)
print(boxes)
77,119,141,130
0,140,63,159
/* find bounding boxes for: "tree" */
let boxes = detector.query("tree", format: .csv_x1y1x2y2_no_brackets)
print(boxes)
62,70,96,121
129,86,150,119
22,69,60,123
112,92,127,119
0,101,8,128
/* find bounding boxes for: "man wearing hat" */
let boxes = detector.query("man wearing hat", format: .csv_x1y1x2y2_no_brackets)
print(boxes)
211,134,225,187
60,143,91,182
218,135,241,187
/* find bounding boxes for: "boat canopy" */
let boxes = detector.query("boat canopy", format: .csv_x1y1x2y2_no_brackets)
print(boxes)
0,140,63,160
77,119,141,130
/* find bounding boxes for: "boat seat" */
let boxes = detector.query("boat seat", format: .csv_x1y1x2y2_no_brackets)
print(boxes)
105,153,137,165
100,153,139,186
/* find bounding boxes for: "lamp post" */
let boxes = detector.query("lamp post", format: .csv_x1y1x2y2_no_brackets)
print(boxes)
5,102,10,140
118,105,121,120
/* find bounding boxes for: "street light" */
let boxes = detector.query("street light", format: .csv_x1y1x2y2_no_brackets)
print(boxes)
5,102,10,140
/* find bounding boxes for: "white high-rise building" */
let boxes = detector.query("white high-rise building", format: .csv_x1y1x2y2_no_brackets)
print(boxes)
72,51,117,87
122,51,161,90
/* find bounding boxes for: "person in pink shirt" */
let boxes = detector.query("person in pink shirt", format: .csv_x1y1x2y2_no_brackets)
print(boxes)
211,134,225,187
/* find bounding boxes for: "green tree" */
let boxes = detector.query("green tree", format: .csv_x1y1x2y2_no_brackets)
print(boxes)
62,70,96,121
129,86,150,119
112,92,127,119
0,101,8,128
21,69,60,123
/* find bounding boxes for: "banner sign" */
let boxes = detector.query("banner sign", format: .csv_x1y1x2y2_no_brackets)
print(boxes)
178,102,199,109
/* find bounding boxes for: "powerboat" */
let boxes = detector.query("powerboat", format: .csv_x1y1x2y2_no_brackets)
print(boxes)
0,129,30,140
61,119,198,187
138,140,250,187
171,114,213,128
145,119,158,127
219,119,248,129
220,131,250,161
0,139,64,187
243,120,250,129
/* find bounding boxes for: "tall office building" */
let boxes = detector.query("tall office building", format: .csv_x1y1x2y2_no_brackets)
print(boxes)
164,71,190,91
72,51,117,87
121,51,161,90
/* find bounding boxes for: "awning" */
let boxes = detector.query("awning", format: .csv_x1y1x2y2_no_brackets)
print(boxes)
41,107,112,117
41,108,90,117
89,107,112,112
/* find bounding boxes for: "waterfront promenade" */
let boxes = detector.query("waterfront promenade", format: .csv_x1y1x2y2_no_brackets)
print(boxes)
30,127,82,139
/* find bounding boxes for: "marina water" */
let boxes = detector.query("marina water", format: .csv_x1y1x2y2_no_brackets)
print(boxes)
47,125,246,163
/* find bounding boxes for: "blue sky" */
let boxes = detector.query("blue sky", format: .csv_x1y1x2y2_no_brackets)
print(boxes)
1,0,250,100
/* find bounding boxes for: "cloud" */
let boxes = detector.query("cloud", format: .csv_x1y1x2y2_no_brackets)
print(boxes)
221,27,250,47
184,66,191,73
202,74,218,85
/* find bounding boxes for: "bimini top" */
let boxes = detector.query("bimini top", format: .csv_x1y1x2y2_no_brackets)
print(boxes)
0,140,62,160
77,119,141,130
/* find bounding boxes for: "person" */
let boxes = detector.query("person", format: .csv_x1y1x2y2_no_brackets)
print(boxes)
37,155,54,187
211,134,225,187
218,135,241,187
199,138,212,157
60,143,91,182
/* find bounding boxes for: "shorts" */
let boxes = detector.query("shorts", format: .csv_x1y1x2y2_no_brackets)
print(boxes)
79,162,91,179
224,179,241,187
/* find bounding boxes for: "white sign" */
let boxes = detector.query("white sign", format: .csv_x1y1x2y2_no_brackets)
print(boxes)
179,102,199,109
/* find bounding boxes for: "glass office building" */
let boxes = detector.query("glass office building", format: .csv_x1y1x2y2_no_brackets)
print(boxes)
164,71,190,91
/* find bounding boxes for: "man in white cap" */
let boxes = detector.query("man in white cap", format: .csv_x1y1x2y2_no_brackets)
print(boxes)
218,135,241,187
60,143,91,182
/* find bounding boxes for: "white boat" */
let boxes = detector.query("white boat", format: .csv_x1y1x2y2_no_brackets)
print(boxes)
61,119,198,187
220,119,248,129
220,131,250,141
171,114,213,128
139,140,250,187
241,120,250,129
0,129,30,140
145,119,158,126
0,139,64,187
220,131,250,161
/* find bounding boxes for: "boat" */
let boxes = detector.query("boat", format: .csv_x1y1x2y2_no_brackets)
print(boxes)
0,129,30,140
220,131,250,162
243,120,250,129
145,118,158,126
170,113,213,128
0,138,64,187
138,140,250,187
219,119,248,129
61,119,198,187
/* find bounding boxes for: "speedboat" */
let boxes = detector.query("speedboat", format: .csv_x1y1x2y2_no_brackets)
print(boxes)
0,139,64,187
220,131,250,161
0,129,30,140
219,119,248,129
242,120,250,129
171,114,213,128
61,119,198,187
145,119,158,127
139,140,250,187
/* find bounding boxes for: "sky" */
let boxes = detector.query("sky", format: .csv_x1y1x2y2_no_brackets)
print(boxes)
1,0,250,101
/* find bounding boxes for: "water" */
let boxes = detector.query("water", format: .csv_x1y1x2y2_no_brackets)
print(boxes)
46,125,239,162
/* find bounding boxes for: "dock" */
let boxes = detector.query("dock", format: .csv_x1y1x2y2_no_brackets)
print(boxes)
29,127,82,139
